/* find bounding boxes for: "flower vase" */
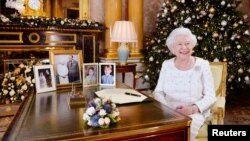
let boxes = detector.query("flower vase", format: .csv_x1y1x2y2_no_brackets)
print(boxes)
117,42,129,65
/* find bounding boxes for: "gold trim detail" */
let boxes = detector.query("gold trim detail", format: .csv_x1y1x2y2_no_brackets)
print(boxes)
0,32,23,43
45,32,77,44
28,32,40,43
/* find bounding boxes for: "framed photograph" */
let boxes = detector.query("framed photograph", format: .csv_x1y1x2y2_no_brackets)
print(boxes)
99,63,116,86
83,63,98,87
49,50,83,89
34,65,56,93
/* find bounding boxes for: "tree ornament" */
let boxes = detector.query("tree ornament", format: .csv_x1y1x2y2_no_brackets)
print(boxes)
164,8,168,14
209,7,215,13
244,30,250,35
149,56,154,62
243,15,248,20
237,45,241,49
221,1,226,6
213,58,219,62
212,32,219,38
197,36,203,40
144,75,149,81
230,75,235,79
238,68,243,74
233,23,238,28
221,20,227,26
244,76,249,81
208,14,214,18
223,58,227,62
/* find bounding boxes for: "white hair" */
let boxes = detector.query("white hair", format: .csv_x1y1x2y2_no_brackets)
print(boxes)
166,27,197,53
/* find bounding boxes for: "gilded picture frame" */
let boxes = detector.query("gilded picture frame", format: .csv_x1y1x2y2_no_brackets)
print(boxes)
34,65,56,93
49,50,83,89
83,63,98,87
99,63,116,86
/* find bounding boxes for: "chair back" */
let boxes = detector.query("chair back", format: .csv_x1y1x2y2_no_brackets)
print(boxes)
209,62,227,97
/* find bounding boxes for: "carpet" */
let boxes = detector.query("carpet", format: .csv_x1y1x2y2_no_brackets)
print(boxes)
224,94,250,125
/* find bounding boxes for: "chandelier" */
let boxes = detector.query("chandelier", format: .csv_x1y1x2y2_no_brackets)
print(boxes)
5,0,25,14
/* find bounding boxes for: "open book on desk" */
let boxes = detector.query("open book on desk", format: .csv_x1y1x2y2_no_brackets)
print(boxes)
95,88,151,104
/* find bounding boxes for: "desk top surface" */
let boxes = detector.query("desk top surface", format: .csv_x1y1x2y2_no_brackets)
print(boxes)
4,83,191,141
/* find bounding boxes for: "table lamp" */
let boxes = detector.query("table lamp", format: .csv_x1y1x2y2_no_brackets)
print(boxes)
110,21,137,65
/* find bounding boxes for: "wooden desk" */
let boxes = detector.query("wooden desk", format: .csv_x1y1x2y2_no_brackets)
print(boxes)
3,84,191,141
116,63,137,88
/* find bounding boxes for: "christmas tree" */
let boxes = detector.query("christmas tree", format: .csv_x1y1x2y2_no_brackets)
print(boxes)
142,0,250,94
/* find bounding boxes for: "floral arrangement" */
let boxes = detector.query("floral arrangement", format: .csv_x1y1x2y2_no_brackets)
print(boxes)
83,97,121,128
0,59,40,104
0,14,106,30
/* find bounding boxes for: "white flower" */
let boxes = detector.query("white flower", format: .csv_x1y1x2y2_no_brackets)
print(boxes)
21,95,25,100
104,117,111,125
83,113,90,121
21,84,28,90
112,110,120,117
26,76,32,83
10,77,15,81
98,118,105,126
9,89,15,96
3,90,9,95
94,98,101,104
99,109,107,117
111,103,116,108
87,120,93,126
32,78,36,83
86,107,96,116
19,63,24,68
25,68,31,73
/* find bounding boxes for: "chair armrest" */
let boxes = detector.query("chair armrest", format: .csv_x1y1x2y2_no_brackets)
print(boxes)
210,96,225,125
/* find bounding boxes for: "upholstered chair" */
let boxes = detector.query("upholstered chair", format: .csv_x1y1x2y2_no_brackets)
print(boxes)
196,62,227,141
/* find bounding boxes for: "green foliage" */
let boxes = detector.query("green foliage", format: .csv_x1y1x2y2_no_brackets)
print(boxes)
0,14,105,29
142,0,250,94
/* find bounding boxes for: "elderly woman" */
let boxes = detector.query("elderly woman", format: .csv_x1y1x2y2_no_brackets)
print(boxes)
153,27,216,141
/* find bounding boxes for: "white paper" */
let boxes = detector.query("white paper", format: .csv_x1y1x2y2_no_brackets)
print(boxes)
95,88,147,104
